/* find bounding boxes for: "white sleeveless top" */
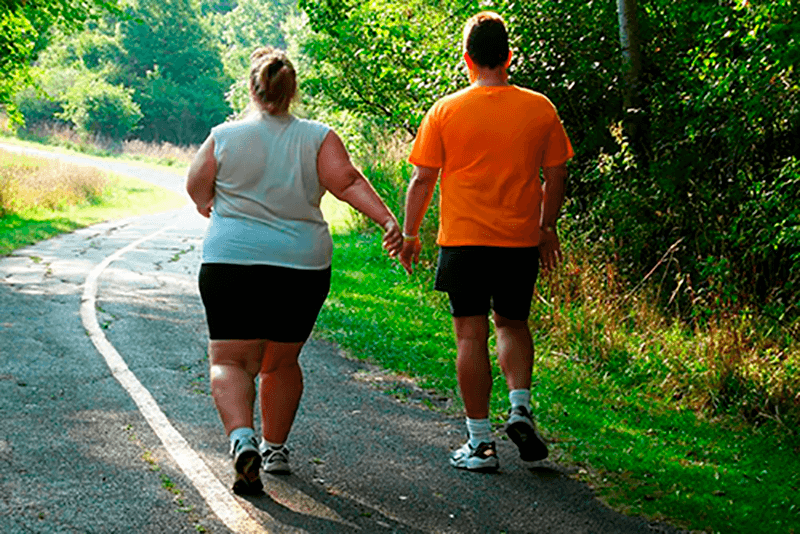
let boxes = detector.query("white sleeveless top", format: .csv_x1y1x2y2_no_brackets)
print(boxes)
201,112,333,269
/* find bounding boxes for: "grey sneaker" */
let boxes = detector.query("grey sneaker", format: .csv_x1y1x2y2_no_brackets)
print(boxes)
449,441,499,472
505,406,548,461
230,435,262,495
260,441,291,474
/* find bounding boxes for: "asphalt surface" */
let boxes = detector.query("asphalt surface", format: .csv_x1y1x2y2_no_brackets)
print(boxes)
0,143,688,533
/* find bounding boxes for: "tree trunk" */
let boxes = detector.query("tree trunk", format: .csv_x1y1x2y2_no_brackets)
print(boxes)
617,0,647,165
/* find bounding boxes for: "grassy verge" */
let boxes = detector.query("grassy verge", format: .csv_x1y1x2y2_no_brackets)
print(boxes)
314,228,800,534
0,145,186,256
4,129,797,533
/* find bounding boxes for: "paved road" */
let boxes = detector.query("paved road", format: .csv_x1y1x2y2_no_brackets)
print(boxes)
0,144,686,533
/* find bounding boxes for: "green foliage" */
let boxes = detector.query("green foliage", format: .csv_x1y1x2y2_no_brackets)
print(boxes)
297,0,800,324
59,76,142,138
0,0,122,121
203,0,296,115
13,0,233,145
298,0,468,136
584,0,800,320
117,0,232,144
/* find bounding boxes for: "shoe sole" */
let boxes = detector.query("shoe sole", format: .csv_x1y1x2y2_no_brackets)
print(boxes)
264,462,291,475
506,421,549,462
450,460,499,472
449,450,499,472
232,450,263,495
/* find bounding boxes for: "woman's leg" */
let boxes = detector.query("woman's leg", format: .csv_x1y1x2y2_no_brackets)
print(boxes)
209,339,265,434
258,340,305,444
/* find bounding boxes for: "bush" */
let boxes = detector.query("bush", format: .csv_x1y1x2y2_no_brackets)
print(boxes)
58,77,142,139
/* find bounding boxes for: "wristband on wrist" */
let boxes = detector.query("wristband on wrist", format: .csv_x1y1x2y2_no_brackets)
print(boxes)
402,233,418,241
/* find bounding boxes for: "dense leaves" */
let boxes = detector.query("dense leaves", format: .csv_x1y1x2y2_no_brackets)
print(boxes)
0,0,121,121
297,0,800,322
14,0,234,145
4,0,798,320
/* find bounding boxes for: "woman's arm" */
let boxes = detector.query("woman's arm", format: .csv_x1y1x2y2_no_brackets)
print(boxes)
186,135,217,218
317,130,402,255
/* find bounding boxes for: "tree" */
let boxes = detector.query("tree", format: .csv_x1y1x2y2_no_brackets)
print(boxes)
616,0,646,165
0,0,121,122
298,0,467,136
203,0,297,114
117,0,232,144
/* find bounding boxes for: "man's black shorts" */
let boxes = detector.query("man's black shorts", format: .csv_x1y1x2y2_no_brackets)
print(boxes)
198,263,331,342
434,246,539,320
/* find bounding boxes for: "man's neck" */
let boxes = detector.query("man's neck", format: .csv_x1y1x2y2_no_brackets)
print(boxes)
470,66,509,87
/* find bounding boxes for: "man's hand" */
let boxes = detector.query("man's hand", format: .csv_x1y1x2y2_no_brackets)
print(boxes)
398,238,421,275
538,227,562,275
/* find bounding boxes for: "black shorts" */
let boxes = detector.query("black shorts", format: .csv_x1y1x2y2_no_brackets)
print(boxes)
434,246,539,320
198,263,331,342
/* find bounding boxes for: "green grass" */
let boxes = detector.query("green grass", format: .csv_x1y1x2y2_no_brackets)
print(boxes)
0,143,186,256
314,229,800,534
4,131,798,533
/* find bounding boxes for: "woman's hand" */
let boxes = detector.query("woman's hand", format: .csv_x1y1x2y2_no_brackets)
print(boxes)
382,218,403,258
196,200,213,218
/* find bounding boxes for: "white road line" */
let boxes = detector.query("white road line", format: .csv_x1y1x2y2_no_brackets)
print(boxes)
80,225,271,534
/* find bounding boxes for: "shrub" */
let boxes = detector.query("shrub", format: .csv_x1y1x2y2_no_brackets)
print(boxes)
59,77,142,139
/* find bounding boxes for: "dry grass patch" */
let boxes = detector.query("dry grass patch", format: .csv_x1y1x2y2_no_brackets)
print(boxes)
0,149,107,214
536,237,800,429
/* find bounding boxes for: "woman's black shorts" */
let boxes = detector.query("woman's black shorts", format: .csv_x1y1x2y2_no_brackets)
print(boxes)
198,263,331,342
434,246,539,320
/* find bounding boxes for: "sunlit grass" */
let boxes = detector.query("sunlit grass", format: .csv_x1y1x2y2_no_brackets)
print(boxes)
314,229,800,534
3,121,798,533
0,147,186,255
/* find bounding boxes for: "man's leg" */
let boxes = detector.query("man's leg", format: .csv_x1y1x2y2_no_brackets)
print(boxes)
453,315,491,419
448,314,499,471
493,312,533,392
493,312,548,462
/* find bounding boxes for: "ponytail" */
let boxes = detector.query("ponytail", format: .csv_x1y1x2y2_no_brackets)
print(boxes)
249,47,297,115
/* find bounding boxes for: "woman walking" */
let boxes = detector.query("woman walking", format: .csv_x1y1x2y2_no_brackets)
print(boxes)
187,47,402,494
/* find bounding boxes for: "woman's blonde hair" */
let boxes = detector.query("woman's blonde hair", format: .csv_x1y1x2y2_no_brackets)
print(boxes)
249,47,297,115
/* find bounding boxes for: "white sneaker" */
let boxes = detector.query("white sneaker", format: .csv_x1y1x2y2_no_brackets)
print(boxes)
449,441,499,472
260,441,291,474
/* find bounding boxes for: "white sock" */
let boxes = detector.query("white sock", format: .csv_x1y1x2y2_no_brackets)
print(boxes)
261,439,284,450
466,417,492,448
509,389,531,411
229,427,255,445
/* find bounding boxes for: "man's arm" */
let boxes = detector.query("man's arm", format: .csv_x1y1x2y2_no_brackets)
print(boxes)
539,163,568,274
399,165,440,274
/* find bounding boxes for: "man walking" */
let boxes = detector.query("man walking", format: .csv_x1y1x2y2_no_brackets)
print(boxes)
398,11,573,471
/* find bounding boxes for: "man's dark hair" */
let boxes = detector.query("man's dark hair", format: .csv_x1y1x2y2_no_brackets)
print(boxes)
463,12,509,69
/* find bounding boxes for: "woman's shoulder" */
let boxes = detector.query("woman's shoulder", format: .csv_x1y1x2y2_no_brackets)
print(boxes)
292,116,331,133
211,113,261,136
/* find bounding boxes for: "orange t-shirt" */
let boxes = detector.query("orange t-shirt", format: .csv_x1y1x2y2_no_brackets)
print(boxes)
409,85,574,247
